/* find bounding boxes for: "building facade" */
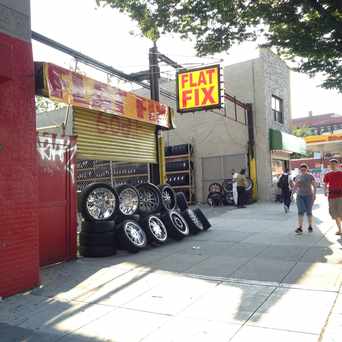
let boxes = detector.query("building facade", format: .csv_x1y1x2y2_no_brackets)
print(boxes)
154,49,298,202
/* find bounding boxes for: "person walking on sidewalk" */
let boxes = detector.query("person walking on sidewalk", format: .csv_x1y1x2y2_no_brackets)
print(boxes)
236,169,247,208
323,159,342,235
231,169,239,207
278,168,294,213
293,164,316,234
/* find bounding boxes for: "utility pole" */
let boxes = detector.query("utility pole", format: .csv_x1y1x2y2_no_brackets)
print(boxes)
149,41,161,185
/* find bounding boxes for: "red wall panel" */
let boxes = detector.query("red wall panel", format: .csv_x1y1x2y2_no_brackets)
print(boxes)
0,32,40,298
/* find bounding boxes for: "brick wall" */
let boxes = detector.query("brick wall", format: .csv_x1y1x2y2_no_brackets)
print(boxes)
0,0,39,298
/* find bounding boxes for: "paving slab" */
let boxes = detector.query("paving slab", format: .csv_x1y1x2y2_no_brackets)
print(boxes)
281,262,342,291
231,258,296,283
142,316,241,342
123,275,218,315
180,282,275,324
174,241,237,257
0,322,62,342
248,287,337,334
18,298,115,337
255,245,309,262
300,246,342,264
145,253,209,272
186,256,250,278
218,242,268,258
59,308,169,342
230,325,319,342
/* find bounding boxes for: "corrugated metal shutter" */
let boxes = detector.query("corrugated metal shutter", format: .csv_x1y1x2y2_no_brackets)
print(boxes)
73,109,157,163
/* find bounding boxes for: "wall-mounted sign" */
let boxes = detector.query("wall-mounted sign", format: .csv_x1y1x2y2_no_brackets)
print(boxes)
36,63,172,128
176,64,223,113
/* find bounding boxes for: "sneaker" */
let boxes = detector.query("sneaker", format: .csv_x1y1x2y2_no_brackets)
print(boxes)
295,227,303,234
308,226,313,233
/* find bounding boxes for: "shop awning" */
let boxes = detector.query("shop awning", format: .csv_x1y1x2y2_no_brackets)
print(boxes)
305,134,342,153
269,129,306,154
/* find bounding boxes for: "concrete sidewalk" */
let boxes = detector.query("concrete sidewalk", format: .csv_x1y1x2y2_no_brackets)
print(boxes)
1,193,341,341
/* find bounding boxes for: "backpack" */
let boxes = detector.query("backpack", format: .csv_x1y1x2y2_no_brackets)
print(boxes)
277,174,288,189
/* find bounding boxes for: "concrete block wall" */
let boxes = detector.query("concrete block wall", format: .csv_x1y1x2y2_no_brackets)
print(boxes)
0,0,40,298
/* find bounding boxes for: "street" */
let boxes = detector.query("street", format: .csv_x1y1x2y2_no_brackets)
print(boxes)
1,192,341,341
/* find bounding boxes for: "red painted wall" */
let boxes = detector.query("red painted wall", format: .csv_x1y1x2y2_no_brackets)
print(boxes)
0,32,40,297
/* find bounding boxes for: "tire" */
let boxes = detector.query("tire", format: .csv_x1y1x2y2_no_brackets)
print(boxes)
223,192,235,206
181,208,205,234
136,183,163,216
208,182,223,194
115,184,140,216
80,183,119,222
222,179,233,193
79,231,116,246
194,208,212,231
160,210,189,240
176,192,188,211
207,192,223,207
140,215,168,245
79,245,116,257
246,178,253,191
159,184,177,211
81,220,115,234
117,220,147,253
115,214,140,224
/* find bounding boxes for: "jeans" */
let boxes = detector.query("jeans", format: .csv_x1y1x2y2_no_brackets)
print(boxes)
237,186,245,207
282,189,292,208
297,195,314,216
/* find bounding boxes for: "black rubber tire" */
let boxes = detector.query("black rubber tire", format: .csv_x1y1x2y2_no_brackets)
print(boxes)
81,220,115,234
80,183,119,222
246,178,253,192
140,214,168,245
79,245,116,257
194,208,212,231
159,184,177,211
115,184,140,217
79,231,116,246
117,220,147,253
181,208,205,234
136,183,163,216
208,182,223,193
223,192,235,206
115,214,140,224
207,192,223,207
222,179,233,193
160,210,189,241
176,192,188,211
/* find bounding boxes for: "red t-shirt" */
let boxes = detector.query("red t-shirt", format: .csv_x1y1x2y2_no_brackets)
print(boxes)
323,171,342,199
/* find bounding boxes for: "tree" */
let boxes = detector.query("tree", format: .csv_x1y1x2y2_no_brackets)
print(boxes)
96,0,342,92
292,126,314,138
35,96,65,113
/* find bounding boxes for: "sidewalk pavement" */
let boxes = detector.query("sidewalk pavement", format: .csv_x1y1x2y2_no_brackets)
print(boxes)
1,193,341,341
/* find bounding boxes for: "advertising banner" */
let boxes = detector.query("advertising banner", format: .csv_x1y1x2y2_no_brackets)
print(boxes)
41,63,171,128
176,64,223,113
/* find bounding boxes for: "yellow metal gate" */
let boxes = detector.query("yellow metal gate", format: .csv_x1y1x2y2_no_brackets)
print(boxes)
73,109,157,163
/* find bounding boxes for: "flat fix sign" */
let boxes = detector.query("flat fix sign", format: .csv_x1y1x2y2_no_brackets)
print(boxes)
176,64,222,113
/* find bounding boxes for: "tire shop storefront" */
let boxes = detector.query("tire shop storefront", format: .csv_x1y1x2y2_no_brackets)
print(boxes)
36,62,187,257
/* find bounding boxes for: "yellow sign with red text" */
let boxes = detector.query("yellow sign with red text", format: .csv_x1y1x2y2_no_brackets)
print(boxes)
176,65,222,113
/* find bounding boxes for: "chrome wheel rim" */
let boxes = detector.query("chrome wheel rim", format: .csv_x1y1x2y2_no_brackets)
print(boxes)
171,212,189,234
119,188,139,215
161,188,176,210
149,216,167,241
188,210,204,230
86,187,116,220
124,222,146,246
139,188,159,213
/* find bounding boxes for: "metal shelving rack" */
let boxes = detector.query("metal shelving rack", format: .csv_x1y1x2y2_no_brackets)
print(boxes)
165,145,195,204
77,160,149,191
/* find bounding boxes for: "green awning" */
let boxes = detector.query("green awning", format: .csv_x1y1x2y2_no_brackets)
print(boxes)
269,129,306,154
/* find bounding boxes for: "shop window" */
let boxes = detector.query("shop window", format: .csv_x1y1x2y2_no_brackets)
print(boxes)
272,95,284,124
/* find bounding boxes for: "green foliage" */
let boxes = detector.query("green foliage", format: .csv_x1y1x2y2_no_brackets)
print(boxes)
292,126,314,137
96,0,342,92
35,96,65,113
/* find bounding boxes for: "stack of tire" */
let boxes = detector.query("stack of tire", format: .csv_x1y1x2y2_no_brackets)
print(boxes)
79,183,118,257
78,182,212,257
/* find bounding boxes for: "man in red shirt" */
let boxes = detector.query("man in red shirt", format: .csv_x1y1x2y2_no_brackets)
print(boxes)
323,159,342,235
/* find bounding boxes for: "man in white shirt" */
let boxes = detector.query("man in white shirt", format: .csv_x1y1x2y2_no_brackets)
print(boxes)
232,169,239,206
